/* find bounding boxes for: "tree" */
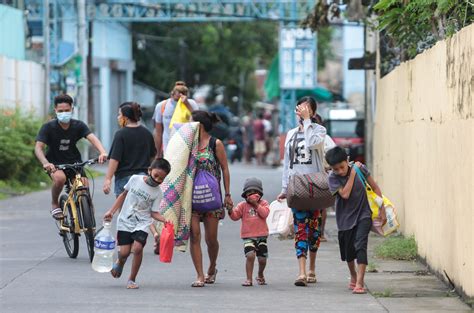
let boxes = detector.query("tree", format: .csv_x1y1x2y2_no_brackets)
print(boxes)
317,27,334,70
132,22,278,112
301,0,474,75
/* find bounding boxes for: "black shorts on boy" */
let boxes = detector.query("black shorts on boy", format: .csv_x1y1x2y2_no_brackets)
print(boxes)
117,230,148,247
338,218,371,264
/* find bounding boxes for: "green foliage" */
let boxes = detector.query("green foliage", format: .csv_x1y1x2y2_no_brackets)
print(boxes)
132,22,278,112
317,27,334,70
372,288,394,298
0,109,49,193
375,235,418,261
302,0,473,75
375,0,474,74
367,262,378,273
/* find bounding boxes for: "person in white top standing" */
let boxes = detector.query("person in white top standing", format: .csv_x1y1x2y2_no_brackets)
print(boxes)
153,81,199,156
277,96,327,287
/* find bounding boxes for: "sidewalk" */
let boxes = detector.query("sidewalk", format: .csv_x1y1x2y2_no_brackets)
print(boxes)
323,216,471,312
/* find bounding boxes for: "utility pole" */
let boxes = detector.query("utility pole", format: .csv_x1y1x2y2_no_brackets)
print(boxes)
87,21,94,126
238,71,244,117
77,0,88,158
43,0,50,116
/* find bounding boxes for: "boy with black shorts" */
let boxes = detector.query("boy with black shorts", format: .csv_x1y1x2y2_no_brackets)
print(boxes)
104,158,171,289
325,147,386,294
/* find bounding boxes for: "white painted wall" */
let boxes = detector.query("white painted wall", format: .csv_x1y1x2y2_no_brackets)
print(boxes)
0,56,45,116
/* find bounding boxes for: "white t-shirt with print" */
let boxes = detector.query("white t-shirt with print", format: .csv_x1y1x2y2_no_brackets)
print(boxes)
116,175,162,233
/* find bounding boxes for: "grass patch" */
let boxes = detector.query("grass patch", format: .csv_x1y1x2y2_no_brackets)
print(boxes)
367,262,378,273
375,235,417,260
0,177,49,198
85,168,104,179
372,288,393,298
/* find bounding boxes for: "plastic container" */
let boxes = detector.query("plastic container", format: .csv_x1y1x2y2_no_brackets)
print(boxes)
92,221,115,272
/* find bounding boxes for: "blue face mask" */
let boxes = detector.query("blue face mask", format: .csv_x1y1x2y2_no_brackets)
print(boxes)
57,112,72,124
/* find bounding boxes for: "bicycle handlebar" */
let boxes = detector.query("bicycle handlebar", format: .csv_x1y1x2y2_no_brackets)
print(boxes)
55,158,99,171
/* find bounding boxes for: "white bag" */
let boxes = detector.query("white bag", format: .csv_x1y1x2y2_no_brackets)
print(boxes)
382,205,400,236
267,200,293,239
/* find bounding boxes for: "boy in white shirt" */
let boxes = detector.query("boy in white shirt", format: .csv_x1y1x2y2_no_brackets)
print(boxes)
104,158,171,289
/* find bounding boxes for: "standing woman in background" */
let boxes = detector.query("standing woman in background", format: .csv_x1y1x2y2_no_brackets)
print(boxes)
103,102,157,197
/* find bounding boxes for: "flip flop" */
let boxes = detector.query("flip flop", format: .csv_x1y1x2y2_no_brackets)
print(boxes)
241,280,253,287
294,276,307,287
204,269,218,284
307,272,317,284
191,281,205,287
348,282,356,290
352,286,367,294
50,208,64,220
110,262,123,278
256,276,267,285
126,280,139,289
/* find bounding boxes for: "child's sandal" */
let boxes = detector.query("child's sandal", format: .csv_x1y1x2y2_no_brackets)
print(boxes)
126,280,139,289
352,286,367,294
348,282,356,290
191,281,205,287
241,280,253,287
110,262,123,278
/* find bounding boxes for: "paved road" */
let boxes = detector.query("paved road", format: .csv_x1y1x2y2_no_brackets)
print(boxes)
0,163,470,312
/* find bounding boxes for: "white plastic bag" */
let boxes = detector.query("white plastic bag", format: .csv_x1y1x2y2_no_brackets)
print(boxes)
267,200,294,240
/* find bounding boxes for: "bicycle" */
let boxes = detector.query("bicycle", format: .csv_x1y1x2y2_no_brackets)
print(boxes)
55,158,98,262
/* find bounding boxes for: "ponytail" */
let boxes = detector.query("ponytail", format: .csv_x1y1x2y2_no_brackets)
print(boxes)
120,102,142,122
209,112,221,124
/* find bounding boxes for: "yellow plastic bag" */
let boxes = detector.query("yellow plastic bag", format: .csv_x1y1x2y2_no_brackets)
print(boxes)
365,185,382,220
169,98,191,129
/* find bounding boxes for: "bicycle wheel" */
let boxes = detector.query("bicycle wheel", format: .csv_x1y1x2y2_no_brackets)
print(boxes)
59,195,79,259
79,195,96,262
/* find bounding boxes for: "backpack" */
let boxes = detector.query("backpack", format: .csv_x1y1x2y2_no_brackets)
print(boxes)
192,137,222,212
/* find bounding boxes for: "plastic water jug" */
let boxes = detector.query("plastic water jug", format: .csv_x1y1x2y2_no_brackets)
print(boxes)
267,200,292,236
92,221,115,272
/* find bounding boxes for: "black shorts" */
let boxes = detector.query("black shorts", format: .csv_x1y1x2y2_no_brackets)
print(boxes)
63,168,86,182
49,167,87,182
338,218,371,264
117,230,148,247
243,237,268,258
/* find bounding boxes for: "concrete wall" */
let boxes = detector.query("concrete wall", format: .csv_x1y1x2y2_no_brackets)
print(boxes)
0,5,25,60
0,55,45,116
373,24,473,298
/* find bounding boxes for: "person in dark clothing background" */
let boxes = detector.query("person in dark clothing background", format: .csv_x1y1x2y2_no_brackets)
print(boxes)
103,102,157,197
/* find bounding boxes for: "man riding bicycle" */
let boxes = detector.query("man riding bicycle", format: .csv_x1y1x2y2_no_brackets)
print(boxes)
34,94,108,220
